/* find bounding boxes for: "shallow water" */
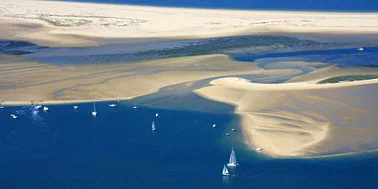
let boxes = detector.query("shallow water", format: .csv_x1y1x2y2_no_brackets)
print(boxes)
1,103,377,189
233,46,378,67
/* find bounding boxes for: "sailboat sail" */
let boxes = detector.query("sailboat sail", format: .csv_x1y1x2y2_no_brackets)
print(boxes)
222,164,229,176
152,121,156,130
227,147,238,166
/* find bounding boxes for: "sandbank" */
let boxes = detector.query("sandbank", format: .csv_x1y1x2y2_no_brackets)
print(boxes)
0,54,300,105
194,77,378,157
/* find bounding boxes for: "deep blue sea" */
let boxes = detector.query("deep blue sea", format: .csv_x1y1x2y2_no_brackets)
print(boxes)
1,103,378,189
59,0,378,12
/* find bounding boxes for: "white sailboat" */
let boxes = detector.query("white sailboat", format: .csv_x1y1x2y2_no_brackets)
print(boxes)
133,105,137,109
155,113,159,118
74,105,78,109
109,104,117,107
222,164,230,176
357,47,364,51
152,121,156,131
43,107,49,111
212,124,216,128
92,102,97,116
227,147,239,167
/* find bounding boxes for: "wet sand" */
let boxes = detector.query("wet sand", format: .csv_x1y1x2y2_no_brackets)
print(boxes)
0,54,299,104
194,76,378,157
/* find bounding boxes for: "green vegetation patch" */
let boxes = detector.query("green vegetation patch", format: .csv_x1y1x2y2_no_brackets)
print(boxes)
317,74,378,84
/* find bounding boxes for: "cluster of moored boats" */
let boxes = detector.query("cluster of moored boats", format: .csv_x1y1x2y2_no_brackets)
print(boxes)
7,102,138,119
8,105,49,119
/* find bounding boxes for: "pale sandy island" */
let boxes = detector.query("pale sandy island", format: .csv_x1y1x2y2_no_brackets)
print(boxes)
1,0,378,46
194,77,378,157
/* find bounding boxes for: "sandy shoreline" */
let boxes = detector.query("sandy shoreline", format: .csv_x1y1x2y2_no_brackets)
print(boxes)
0,54,300,103
194,77,378,157
1,0,378,46
1,54,377,157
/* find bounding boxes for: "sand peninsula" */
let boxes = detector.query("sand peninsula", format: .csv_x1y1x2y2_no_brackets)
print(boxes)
194,77,378,157
1,0,378,157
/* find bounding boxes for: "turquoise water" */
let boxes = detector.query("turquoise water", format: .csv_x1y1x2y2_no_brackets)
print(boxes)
1,103,377,188
59,0,378,12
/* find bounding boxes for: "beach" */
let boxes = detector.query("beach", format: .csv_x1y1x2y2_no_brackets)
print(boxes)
0,54,300,104
1,0,378,158
194,77,378,157
1,0,378,47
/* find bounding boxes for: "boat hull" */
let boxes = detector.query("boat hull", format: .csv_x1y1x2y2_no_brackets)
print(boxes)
227,163,238,167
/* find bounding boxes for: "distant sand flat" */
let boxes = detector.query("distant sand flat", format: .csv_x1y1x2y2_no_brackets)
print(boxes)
1,0,378,46
0,54,300,105
194,77,378,157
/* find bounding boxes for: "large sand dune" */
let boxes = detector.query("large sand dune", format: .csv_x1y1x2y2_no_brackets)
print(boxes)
1,0,378,46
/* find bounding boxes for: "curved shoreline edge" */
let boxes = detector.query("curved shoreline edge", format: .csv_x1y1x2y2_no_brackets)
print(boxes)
193,77,378,157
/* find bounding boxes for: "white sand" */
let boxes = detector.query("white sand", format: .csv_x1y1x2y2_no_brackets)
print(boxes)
194,77,378,157
1,0,378,46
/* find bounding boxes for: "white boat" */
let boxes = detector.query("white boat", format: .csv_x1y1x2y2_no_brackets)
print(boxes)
256,147,263,151
133,106,137,109
232,129,235,132
357,47,364,51
226,133,230,136
35,105,42,109
222,164,230,176
10,114,17,119
227,147,239,167
74,106,78,109
43,107,49,111
92,102,97,116
109,104,117,107
152,121,156,131
155,113,159,118
212,124,216,128
0,106,4,109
